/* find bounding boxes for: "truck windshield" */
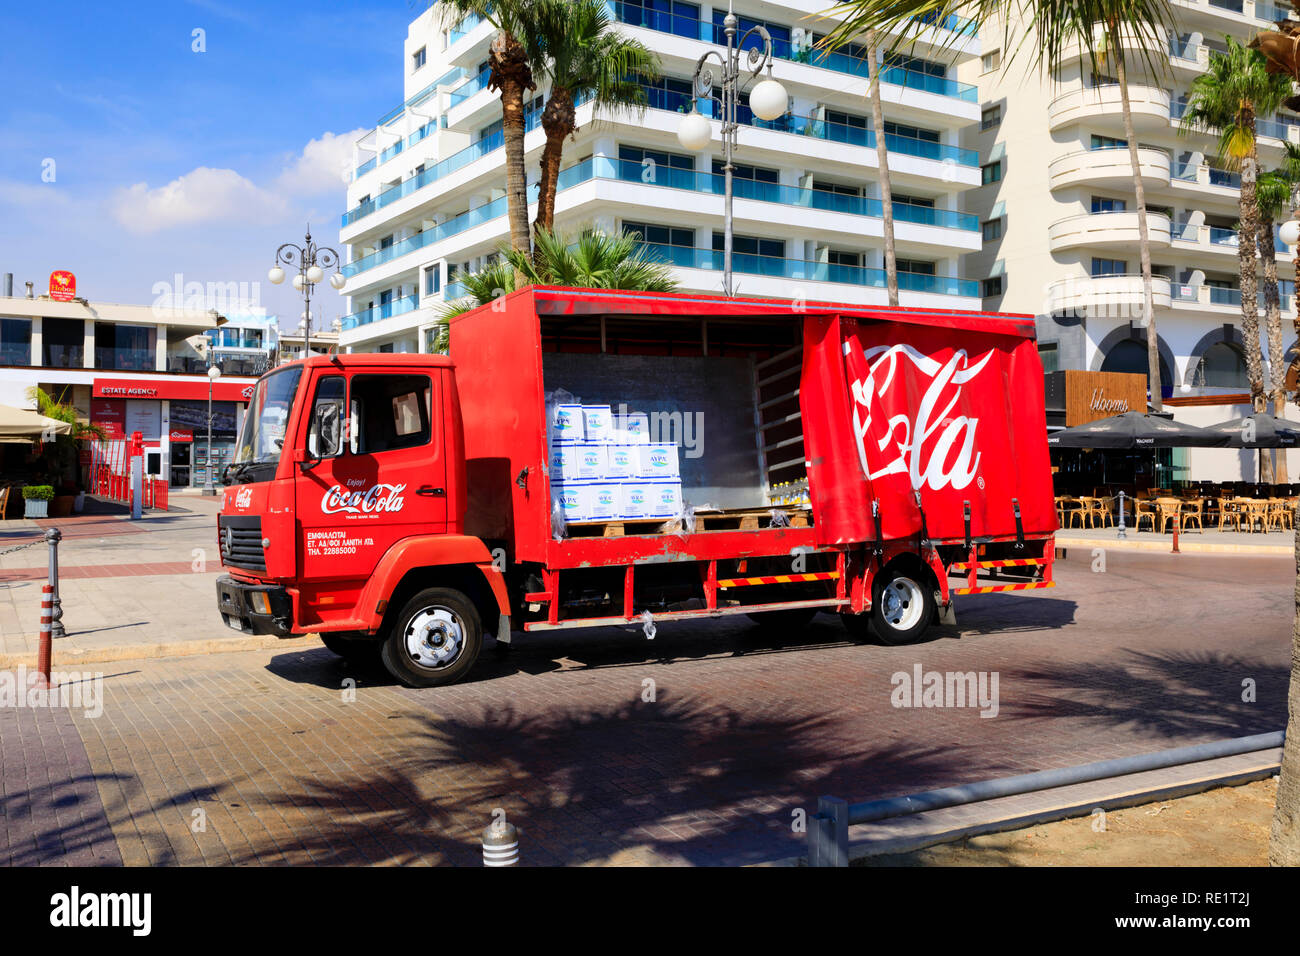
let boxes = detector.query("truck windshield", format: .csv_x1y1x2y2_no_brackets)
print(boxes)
230,367,302,483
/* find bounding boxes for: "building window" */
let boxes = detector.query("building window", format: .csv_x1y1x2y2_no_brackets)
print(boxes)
828,250,861,268
713,232,784,259
1091,134,1127,150
412,46,426,71
42,316,84,368
982,276,1005,297
1038,342,1059,372
94,323,155,371
981,105,1002,130
1091,257,1128,276
424,265,441,296
884,121,940,143
713,160,779,183
893,192,935,207
896,258,936,275
1091,196,1127,213
815,180,864,198
623,221,694,247
0,317,32,366
982,219,1003,241
620,0,701,39
1196,343,1248,388
884,53,947,77
618,144,694,173
982,49,1001,73
981,160,1003,184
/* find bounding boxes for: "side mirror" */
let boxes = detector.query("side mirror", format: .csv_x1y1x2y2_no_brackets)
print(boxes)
306,399,343,465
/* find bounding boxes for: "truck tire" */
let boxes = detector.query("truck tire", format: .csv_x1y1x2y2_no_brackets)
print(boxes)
380,587,482,688
320,631,380,663
871,568,934,646
745,608,817,635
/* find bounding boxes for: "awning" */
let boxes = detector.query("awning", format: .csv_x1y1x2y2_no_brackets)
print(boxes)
0,405,74,443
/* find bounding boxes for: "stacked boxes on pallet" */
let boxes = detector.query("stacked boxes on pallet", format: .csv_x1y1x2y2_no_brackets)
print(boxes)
549,403,682,524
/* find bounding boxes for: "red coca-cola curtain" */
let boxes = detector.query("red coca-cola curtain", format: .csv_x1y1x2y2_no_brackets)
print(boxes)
802,314,1056,547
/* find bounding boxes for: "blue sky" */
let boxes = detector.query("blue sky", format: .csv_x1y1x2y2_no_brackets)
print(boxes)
0,0,425,329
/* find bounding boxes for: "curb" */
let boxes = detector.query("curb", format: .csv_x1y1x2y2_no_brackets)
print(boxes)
1055,535,1292,556
0,633,324,670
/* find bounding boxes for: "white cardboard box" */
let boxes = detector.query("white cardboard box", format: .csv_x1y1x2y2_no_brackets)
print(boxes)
581,405,613,443
553,482,587,522
551,403,585,444
588,482,620,520
548,444,581,481
619,481,650,519
605,445,636,479
576,444,607,479
636,443,680,479
615,412,651,444
644,480,682,518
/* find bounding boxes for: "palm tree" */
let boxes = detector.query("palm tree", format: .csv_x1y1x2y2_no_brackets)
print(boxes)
1258,165,1297,482
816,0,1176,405
434,0,547,255
438,227,679,336
529,0,659,239
1180,38,1293,461
868,30,899,305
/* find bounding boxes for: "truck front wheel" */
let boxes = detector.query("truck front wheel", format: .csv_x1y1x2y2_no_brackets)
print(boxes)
380,588,483,688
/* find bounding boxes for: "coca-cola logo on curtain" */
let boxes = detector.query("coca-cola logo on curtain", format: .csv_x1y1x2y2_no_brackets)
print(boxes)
845,341,996,493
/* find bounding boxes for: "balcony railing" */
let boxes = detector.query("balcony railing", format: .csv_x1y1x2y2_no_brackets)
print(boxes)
340,294,421,331
638,241,979,296
449,68,492,108
342,155,977,278
344,101,544,227
609,5,978,101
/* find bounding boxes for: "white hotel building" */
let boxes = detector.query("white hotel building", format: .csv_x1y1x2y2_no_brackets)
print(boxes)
966,0,1300,470
336,1,986,353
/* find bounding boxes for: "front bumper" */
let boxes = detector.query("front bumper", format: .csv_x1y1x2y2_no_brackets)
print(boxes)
215,574,294,637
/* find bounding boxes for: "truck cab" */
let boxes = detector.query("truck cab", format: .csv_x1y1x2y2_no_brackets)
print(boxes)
215,353,509,686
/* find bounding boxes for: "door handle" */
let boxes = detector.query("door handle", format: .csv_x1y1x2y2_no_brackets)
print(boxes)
417,486,445,497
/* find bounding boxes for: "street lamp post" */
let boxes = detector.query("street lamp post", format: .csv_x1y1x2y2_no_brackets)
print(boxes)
203,364,221,496
268,226,345,357
677,2,787,296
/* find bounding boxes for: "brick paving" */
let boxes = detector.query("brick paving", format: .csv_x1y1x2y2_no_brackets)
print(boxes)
0,562,196,584
0,547,1290,866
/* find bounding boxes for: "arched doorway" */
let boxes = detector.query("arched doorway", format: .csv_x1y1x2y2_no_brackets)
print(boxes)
1100,339,1173,398
1195,342,1249,389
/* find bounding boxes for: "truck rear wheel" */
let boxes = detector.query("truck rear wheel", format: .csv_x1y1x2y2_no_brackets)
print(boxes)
871,569,934,645
380,588,482,688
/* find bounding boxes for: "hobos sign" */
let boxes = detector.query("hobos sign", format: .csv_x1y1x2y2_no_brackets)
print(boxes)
1064,370,1147,426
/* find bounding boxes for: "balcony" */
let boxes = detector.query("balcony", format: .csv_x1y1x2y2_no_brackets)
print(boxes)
1171,161,1241,191
1048,85,1170,132
1048,147,1170,191
340,294,421,331
1047,274,1173,315
1171,221,1287,256
639,242,979,297
342,156,979,280
1048,210,1172,252
1171,281,1294,312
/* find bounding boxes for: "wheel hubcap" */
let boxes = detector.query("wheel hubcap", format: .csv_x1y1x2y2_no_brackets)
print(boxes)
404,607,464,670
881,577,924,630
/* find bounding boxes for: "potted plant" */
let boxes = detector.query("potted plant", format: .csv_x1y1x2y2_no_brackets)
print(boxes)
22,485,54,519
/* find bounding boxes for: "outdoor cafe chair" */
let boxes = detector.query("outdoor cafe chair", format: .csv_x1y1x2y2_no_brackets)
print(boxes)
1179,498,1204,533
1087,496,1116,528
1155,497,1182,534
0,487,9,521
1237,498,1270,533
1266,498,1296,532
1055,496,1085,529
1217,497,1241,531
1134,497,1158,532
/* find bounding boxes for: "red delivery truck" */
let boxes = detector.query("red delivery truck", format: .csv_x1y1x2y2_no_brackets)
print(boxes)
214,287,1057,687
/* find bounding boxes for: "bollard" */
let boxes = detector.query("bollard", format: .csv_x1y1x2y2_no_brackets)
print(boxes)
45,528,65,639
1172,514,1180,554
1116,491,1127,539
482,818,520,867
37,584,53,687
807,795,849,867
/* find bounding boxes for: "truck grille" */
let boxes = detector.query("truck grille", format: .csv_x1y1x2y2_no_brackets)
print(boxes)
219,515,266,572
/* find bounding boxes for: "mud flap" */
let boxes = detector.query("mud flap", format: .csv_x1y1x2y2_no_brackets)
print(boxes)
936,599,957,626
492,613,513,644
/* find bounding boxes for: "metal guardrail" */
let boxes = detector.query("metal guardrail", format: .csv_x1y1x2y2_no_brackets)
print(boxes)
807,730,1285,866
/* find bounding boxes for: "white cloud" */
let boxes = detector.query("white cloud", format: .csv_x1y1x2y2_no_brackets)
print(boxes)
110,167,287,234
0,179,75,211
275,128,367,196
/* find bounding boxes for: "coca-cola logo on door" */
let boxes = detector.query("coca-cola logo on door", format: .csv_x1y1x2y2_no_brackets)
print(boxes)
321,483,407,515
845,341,995,492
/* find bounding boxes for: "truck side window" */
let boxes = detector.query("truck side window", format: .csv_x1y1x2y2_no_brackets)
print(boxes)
351,374,432,454
307,376,346,458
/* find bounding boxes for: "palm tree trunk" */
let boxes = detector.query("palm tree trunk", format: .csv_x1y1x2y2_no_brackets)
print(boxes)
534,89,574,240
1262,214,1287,482
1240,138,1268,481
867,30,898,307
1271,520,1300,864
1116,54,1160,411
491,32,534,256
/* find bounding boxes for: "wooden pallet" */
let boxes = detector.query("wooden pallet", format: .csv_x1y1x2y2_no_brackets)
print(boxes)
564,507,812,538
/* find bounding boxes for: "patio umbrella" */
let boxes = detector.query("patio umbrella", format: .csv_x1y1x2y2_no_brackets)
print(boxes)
0,404,74,443
1201,412,1300,448
1046,411,1230,448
